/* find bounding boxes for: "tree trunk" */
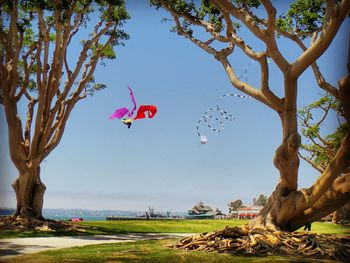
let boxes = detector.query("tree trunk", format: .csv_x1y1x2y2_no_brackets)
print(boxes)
12,165,46,219
332,211,338,224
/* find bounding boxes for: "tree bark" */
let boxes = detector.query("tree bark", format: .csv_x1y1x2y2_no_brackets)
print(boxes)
12,165,46,219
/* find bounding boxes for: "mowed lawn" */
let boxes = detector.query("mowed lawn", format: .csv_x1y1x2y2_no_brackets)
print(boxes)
78,219,350,235
1,219,349,238
79,219,250,234
4,239,337,263
2,220,349,263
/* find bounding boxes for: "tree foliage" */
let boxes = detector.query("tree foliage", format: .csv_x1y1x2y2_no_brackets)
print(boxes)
228,199,243,213
298,94,348,173
253,194,267,206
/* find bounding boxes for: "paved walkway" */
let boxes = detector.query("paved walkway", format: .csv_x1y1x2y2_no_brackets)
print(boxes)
0,233,191,261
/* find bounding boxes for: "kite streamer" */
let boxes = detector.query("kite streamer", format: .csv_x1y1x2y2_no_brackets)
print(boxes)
197,93,251,144
196,59,271,144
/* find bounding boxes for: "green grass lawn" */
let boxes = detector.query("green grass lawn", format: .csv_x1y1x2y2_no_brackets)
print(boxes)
79,219,350,235
79,219,250,234
4,239,337,263
1,219,349,238
2,220,348,262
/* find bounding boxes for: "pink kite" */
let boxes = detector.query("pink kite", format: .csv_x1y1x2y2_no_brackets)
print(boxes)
109,86,157,128
109,86,136,119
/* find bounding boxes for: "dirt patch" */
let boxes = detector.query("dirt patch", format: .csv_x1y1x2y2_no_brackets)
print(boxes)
171,226,350,262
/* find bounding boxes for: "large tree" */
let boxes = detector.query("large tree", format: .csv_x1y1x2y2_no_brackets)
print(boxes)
0,0,129,219
151,0,350,232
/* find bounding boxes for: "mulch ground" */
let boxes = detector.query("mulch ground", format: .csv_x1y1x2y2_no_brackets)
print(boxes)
0,216,91,233
171,226,350,262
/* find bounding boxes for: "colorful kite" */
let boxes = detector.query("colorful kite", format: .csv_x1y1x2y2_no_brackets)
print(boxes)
109,86,157,128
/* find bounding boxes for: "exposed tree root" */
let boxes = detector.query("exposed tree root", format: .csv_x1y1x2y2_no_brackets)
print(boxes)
0,216,91,233
171,226,350,262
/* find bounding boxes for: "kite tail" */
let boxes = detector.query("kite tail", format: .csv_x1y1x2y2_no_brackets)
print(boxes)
109,107,130,119
127,86,137,117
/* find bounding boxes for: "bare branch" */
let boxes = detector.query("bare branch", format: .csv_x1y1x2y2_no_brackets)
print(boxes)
219,56,281,112
259,54,283,112
215,0,290,72
338,35,350,125
298,152,324,173
261,0,276,34
40,26,115,158
174,15,219,56
159,0,283,112
278,29,339,98
307,133,350,207
15,43,37,101
30,9,46,157
24,97,37,155
289,172,350,230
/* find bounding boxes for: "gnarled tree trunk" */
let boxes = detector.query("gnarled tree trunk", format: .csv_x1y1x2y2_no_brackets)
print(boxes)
251,71,350,231
11,165,46,219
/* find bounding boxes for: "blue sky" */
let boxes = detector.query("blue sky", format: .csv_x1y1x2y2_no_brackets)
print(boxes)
0,2,348,213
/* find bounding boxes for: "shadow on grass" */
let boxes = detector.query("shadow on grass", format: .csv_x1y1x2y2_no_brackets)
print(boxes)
0,224,130,239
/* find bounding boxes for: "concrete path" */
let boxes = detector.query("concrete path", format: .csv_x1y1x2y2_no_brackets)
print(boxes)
0,233,191,261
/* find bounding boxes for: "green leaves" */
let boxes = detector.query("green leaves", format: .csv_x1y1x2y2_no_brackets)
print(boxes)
298,94,347,172
302,125,320,138
91,44,116,59
277,0,326,37
228,199,243,212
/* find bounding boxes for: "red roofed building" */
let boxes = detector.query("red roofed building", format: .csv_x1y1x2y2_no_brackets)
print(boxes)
234,206,263,219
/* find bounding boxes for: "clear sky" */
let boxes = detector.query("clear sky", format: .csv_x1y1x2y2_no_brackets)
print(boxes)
0,2,348,214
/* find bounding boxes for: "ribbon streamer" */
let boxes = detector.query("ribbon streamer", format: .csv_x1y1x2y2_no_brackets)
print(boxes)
197,93,251,144
196,59,269,144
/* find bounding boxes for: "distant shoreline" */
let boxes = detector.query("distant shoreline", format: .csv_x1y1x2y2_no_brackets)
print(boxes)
0,208,187,221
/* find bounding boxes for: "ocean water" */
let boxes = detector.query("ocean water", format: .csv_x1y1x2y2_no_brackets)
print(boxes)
46,215,107,221
1,209,186,221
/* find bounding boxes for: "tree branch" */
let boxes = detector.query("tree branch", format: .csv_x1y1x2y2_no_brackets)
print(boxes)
260,0,276,35
290,0,350,78
278,29,339,98
15,43,37,101
289,172,350,230
306,133,350,207
24,97,37,156
298,152,324,173
40,27,115,159
216,0,290,71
